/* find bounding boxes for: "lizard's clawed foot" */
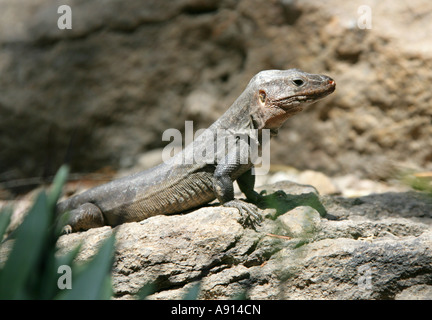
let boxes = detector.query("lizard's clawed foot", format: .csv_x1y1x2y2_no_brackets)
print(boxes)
223,199,263,229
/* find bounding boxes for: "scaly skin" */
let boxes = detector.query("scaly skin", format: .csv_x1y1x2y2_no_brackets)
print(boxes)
57,69,335,232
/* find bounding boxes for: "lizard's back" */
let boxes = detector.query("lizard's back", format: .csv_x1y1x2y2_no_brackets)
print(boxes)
57,132,219,226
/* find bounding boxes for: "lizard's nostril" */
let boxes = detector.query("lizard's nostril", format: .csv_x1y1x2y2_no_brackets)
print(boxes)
326,78,335,86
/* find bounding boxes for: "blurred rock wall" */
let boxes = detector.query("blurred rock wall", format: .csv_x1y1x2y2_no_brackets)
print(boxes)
1,0,431,183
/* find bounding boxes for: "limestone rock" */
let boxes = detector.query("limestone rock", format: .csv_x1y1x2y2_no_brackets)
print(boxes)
395,285,432,300
277,206,321,238
52,181,432,300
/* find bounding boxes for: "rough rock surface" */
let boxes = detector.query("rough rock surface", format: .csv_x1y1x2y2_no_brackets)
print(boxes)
54,181,432,300
1,0,432,187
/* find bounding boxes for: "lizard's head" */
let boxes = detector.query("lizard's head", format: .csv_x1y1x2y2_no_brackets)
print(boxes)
249,69,335,131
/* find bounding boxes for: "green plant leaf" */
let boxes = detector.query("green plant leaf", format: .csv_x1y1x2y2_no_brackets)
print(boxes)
38,242,82,300
183,281,201,300
47,165,69,211
57,234,115,300
0,206,12,242
0,192,51,299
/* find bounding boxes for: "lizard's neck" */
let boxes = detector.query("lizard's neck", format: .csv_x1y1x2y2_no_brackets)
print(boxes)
210,89,279,144
211,89,254,131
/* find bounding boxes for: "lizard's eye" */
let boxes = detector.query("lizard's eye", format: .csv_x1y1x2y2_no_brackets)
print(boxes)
259,90,266,103
292,79,304,86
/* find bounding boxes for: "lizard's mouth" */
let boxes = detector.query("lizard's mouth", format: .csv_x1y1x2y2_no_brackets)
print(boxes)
276,78,336,109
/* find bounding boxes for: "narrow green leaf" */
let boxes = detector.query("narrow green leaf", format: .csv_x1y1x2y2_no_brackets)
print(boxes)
231,289,248,300
57,234,115,300
0,206,12,242
56,243,82,270
0,192,51,299
98,276,114,300
39,242,82,300
183,281,201,300
47,165,69,210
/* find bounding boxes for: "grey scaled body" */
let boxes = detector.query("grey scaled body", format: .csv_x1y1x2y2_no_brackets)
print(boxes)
57,69,336,232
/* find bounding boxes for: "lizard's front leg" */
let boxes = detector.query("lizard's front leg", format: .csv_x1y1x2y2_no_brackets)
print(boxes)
236,168,265,204
212,137,263,227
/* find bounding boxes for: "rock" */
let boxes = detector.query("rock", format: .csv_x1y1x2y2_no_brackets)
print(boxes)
56,206,260,299
253,233,432,300
395,284,432,300
51,181,432,300
255,180,318,196
332,174,410,198
256,168,408,198
276,206,321,238
297,170,339,195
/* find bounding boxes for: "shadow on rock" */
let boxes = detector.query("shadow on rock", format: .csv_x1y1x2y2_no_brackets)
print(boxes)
258,190,328,219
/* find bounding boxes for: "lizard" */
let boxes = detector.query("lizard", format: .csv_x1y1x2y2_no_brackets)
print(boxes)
57,69,336,233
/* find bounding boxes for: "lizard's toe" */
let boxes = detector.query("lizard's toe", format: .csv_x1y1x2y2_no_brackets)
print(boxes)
223,199,263,228
62,225,73,234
